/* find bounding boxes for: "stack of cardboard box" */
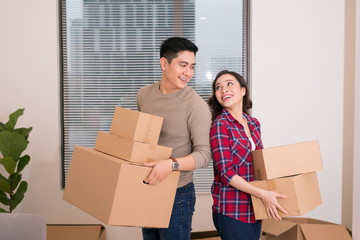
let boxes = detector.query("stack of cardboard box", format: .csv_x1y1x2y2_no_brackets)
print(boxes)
249,141,323,220
63,107,180,228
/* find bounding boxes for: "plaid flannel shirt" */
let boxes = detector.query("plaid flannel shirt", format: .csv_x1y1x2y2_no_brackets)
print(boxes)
210,109,263,223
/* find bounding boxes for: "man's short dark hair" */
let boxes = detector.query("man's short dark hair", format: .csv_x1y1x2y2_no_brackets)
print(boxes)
160,37,198,63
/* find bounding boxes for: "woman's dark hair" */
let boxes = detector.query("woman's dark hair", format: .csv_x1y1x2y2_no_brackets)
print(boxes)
208,70,252,122
160,37,198,63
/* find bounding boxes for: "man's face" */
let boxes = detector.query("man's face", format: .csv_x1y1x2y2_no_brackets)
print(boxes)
160,50,196,94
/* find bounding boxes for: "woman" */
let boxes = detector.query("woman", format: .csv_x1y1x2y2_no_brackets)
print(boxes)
208,70,287,240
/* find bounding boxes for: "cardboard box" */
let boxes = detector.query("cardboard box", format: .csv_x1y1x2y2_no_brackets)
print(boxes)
47,224,105,240
250,172,321,220
63,146,180,228
251,141,323,180
261,218,352,240
110,106,163,145
95,131,172,163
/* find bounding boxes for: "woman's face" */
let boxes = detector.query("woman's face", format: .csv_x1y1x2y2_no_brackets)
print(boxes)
214,73,245,110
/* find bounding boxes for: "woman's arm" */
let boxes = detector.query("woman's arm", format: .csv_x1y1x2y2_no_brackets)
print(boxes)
229,175,287,220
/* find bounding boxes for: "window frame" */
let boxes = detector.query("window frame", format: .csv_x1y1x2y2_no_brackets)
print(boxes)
59,0,250,191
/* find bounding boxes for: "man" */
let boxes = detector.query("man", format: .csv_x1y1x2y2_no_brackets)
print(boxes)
137,37,212,240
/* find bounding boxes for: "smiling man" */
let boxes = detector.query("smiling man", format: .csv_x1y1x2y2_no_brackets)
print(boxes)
137,37,212,240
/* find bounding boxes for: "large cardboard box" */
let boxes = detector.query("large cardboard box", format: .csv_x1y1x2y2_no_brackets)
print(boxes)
63,146,180,228
251,141,323,180
110,106,163,145
261,218,352,240
47,224,105,240
95,131,172,163
250,172,321,220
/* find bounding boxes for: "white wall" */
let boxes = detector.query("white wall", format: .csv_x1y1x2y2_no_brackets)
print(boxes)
0,0,354,239
352,0,360,239
251,0,345,224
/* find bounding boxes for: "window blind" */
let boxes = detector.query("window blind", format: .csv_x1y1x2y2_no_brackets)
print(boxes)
60,0,248,193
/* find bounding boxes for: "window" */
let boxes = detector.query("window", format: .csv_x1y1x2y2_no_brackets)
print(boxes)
60,0,249,193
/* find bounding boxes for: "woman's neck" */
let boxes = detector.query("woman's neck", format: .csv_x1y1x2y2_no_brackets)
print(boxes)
226,105,244,122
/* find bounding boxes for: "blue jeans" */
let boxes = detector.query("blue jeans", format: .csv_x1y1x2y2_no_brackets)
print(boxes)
142,182,196,240
212,212,262,240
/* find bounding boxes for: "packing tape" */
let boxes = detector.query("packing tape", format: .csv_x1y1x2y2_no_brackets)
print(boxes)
143,115,157,145
266,180,277,191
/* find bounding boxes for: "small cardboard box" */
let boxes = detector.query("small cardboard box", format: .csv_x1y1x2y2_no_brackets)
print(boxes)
251,141,323,180
95,131,172,163
110,106,163,145
250,172,321,220
261,217,352,240
47,224,105,240
63,146,180,228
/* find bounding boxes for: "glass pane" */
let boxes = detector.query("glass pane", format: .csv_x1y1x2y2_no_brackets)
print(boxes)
61,0,247,193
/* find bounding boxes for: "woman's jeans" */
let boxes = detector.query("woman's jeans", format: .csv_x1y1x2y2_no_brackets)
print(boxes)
142,182,196,240
213,211,262,240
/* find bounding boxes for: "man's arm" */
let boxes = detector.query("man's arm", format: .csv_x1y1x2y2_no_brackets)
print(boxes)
144,96,211,185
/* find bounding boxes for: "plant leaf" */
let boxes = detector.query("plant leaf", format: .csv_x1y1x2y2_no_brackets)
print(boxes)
0,207,8,213
4,108,24,131
13,127,33,140
0,122,5,131
0,173,11,193
12,181,28,210
11,173,22,191
17,155,30,173
0,190,9,205
0,131,28,160
0,156,17,174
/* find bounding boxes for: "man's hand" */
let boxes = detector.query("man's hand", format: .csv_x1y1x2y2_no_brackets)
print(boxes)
143,159,173,185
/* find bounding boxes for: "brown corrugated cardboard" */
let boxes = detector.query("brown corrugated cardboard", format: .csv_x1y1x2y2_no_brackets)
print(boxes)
262,218,352,240
250,172,321,220
110,106,163,145
251,141,323,180
95,131,172,163
47,224,105,240
63,146,180,228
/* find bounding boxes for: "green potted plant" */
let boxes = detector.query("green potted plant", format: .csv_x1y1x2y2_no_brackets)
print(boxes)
0,108,32,213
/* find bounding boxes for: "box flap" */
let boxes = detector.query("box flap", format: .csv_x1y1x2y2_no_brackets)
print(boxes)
47,224,105,240
283,217,333,225
261,219,298,236
300,223,352,240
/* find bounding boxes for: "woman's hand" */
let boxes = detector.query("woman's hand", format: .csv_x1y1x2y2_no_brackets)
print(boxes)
259,190,288,220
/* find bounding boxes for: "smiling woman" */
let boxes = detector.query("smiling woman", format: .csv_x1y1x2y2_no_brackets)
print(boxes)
60,0,249,193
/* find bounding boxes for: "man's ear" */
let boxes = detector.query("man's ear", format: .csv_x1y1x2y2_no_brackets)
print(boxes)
160,57,167,71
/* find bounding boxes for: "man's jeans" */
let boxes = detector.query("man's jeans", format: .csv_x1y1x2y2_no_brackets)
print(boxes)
142,182,196,240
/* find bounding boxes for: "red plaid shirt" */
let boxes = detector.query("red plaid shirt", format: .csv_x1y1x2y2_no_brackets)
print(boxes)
210,109,263,223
